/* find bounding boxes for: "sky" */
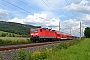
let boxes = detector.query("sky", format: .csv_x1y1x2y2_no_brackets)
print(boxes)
0,0,90,37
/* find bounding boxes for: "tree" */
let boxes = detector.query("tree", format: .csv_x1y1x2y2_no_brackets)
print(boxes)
84,27,90,38
12,33,15,37
9,34,11,37
1,33,6,37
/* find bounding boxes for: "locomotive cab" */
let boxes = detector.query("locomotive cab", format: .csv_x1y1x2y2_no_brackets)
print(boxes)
30,28,38,37
30,28,39,42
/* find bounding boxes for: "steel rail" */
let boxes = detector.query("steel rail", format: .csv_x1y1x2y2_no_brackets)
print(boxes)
0,41,61,51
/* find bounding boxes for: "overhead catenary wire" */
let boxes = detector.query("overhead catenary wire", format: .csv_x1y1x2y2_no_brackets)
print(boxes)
2,0,60,21
19,0,53,21
42,0,61,31
0,3,16,19
42,0,60,18
65,0,84,37
1,0,49,20
19,0,61,24
61,0,78,36
19,0,37,11
1,0,57,29
45,0,60,18
65,0,76,18
2,0,33,15
1,0,61,31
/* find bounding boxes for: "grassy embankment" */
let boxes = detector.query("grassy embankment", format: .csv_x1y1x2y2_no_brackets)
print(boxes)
1,38,90,60
46,38,90,60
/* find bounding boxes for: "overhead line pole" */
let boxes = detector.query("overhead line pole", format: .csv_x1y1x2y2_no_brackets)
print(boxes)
59,22,60,32
82,29,83,37
80,22,81,39
70,29,71,35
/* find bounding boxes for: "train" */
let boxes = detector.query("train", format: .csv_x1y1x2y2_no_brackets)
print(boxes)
30,27,73,42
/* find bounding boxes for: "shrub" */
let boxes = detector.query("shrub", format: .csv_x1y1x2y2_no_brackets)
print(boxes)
0,39,4,44
6,39,12,44
25,51,32,60
51,44,59,51
32,48,50,60
40,48,50,59
68,40,80,46
26,38,30,43
17,49,32,60
0,58,2,60
57,42,68,50
32,51,41,60
18,49,27,60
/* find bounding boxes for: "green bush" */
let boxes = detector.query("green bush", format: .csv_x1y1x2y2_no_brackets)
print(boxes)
39,48,50,59
51,44,59,51
18,49,27,60
11,49,32,60
6,40,12,44
57,42,68,50
0,39,4,44
26,38,30,43
0,58,2,60
32,48,50,60
68,40,80,46
25,51,32,60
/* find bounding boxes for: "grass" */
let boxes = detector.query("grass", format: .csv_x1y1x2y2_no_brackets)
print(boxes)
0,37,31,45
0,37,28,40
46,38,90,60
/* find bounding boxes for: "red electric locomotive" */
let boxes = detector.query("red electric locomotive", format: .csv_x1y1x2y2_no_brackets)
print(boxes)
30,27,56,42
30,27,72,42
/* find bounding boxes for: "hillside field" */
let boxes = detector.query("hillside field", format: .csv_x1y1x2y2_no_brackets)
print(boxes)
0,31,22,37
0,21,36,36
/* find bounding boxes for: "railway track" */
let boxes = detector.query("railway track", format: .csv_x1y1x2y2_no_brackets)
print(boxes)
0,41,63,51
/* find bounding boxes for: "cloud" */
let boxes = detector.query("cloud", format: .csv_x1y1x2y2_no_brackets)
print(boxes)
8,13,60,28
8,17,25,24
61,19,80,36
0,9,9,20
72,0,82,4
64,0,90,14
62,19,80,29
80,14,90,26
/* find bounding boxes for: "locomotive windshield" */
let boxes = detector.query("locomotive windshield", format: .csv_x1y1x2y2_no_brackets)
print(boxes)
31,29,38,32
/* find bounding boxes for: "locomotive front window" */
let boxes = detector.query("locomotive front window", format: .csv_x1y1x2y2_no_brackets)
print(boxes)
31,29,38,32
